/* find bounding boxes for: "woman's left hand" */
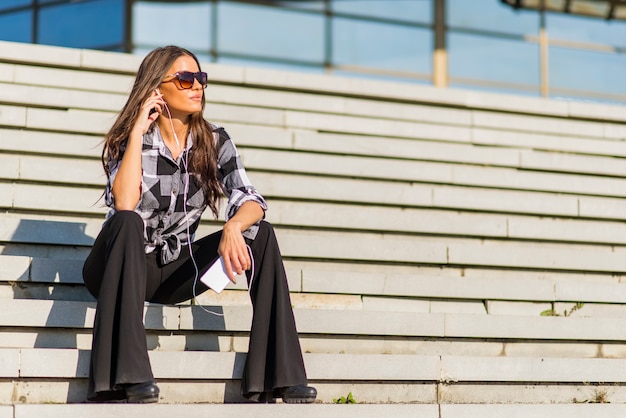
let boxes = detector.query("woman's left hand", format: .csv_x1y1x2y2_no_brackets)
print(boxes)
218,221,250,284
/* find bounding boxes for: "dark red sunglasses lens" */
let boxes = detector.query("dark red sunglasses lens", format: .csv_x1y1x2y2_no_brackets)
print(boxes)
177,72,208,88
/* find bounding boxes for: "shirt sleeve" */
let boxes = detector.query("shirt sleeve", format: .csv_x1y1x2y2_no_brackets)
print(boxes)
103,141,126,209
215,127,268,239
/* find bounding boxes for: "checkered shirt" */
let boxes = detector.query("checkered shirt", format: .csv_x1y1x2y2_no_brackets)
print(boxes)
104,124,268,264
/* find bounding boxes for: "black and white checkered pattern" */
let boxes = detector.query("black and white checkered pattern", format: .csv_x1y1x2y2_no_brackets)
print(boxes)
104,124,267,264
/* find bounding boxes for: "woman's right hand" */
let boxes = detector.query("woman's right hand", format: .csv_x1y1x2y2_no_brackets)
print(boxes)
132,90,165,137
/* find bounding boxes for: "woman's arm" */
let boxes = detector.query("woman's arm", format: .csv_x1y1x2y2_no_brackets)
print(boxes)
111,91,164,210
219,200,265,283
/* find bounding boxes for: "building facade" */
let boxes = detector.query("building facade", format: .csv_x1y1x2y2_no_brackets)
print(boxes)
2,0,626,104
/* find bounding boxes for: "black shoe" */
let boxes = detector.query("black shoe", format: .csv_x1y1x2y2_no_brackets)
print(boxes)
87,389,126,403
281,384,317,404
124,381,160,403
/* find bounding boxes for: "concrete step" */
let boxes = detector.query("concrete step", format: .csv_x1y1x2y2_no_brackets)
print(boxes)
3,349,626,404
6,118,626,186
4,404,626,418
5,39,626,126
5,210,626,273
6,233,626,307
239,147,626,196
3,298,626,344
7,254,626,305
0,170,590,220
8,59,623,144
2,404,437,418
8,193,626,247
7,139,626,206
291,130,626,176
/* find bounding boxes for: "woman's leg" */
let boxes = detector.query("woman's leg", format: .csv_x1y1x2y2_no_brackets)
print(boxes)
82,211,155,400
147,222,312,402
241,221,308,401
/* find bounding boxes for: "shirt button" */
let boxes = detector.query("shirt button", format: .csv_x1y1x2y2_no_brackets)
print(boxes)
166,210,172,216
173,189,178,195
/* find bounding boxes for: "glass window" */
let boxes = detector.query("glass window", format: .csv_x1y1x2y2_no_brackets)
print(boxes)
332,18,433,75
447,0,539,35
0,0,31,11
549,46,626,97
332,69,431,85
132,1,211,52
131,47,213,65
331,0,433,24
219,56,325,73
218,2,325,63
547,12,626,48
448,32,540,87
0,10,32,43
38,0,125,49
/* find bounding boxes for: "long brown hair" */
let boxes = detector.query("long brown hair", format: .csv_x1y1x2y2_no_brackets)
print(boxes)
102,45,221,217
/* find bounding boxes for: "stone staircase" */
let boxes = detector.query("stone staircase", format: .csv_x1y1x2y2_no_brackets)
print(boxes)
2,39,626,416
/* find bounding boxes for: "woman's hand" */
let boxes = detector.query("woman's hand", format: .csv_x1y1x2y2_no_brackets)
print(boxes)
218,220,250,284
132,90,165,137
217,201,264,283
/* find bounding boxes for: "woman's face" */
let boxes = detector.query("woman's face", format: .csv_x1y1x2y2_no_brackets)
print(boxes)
158,55,204,119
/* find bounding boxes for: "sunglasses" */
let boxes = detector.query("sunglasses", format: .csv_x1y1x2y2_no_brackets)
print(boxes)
162,71,208,89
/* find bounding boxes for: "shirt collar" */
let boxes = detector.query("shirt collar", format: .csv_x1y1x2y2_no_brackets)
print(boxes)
151,125,194,161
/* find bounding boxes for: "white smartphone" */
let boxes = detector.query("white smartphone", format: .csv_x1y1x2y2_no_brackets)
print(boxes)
199,256,234,293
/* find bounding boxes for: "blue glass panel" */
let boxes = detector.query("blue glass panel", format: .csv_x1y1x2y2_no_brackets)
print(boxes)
38,0,124,49
219,56,325,74
132,1,211,52
448,32,540,86
332,0,433,24
333,69,432,86
547,12,626,48
218,2,325,62
447,0,539,35
0,10,32,43
333,18,433,74
0,0,31,11
550,46,626,96
133,47,212,68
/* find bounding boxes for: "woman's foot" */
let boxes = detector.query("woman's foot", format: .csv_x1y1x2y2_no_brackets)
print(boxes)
280,384,317,404
87,389,126,403
124,381,160,403
89,381,160,403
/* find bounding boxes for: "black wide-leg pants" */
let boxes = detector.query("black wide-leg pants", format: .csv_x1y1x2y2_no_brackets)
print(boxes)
82,210,307,401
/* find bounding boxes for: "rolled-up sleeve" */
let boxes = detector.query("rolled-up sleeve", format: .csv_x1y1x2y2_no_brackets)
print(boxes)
216,127,268,240
104,156,120,209
103,142,127,210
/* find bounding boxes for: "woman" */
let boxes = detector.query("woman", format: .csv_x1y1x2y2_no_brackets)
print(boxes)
82,45,316,404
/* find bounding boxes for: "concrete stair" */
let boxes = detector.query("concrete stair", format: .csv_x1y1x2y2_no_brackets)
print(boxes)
3,39,626,415
3,404,626,418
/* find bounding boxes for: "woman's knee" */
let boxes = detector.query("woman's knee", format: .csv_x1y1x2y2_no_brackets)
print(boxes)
106,210,143,235
257,220,275,237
